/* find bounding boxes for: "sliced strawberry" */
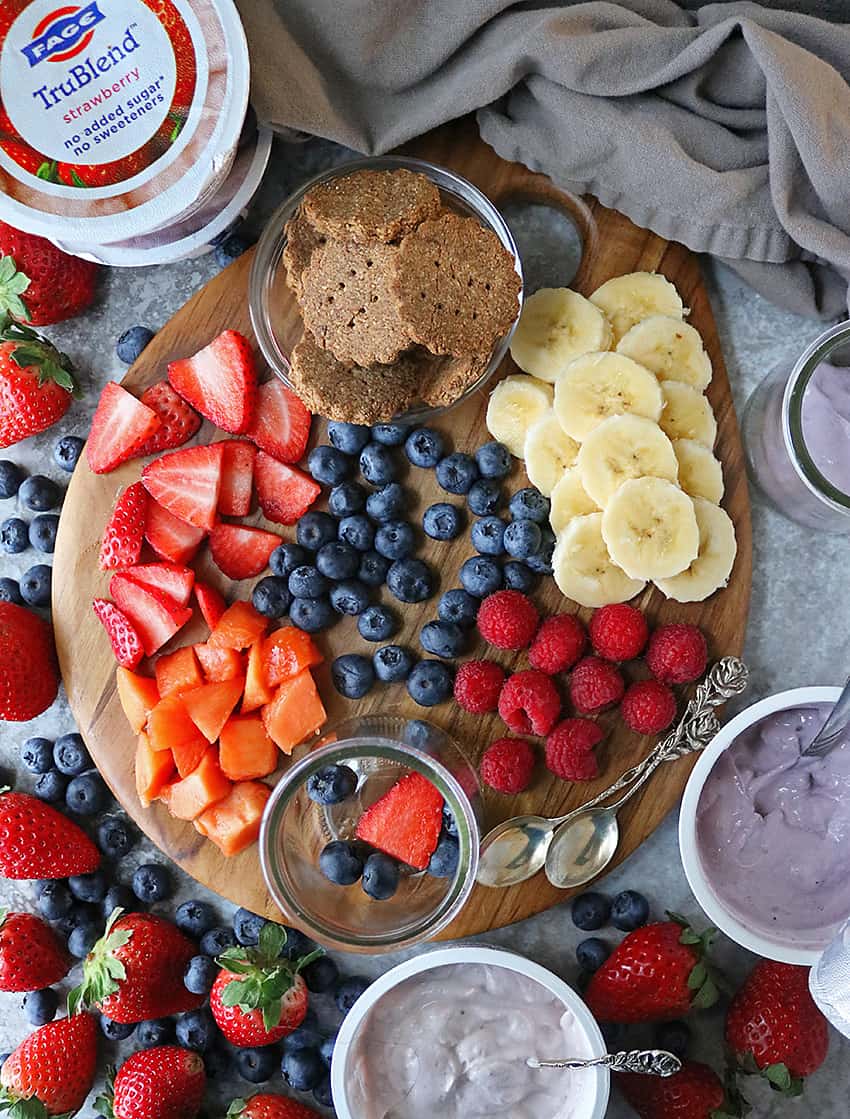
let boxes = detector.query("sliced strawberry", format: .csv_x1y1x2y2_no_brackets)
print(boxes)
86,383,161,474
218,440,256,517
194,581,226,629
110,574,193,657
92,599,144,669
98,482,148,571
167,330,258,434
142,443,223,531
209,523,282,581
355,772,444,870
135,380,202,455
124,562,195,607
253,453,320,525
144,499,206,565
246,379,311,463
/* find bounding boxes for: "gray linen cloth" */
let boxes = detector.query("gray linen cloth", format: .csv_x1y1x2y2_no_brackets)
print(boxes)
235,0,850,318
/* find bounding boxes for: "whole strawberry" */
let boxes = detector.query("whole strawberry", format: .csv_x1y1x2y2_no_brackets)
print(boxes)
210,923,318,1047
0,320,79,448
0,910,69,991
0,601,59,720
0,1012,97,1115
227,1094,322,1119
96,1046,205,1119
69,909,204,1023
585,915,718,1023
0,789,100,879
618,1059,726,1119
0,225,98,325
725,959,828,1093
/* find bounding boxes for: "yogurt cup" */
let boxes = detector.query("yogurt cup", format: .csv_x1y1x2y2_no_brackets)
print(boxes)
331,946,609,1119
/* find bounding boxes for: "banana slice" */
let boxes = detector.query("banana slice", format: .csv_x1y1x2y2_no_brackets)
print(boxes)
655,498,737,602
589,272,685,344
601,476,699,580
673,439,724,504
659,380,717,448
554,352,663,442
550,468,600,534
577,414,678,508
524,410,580,496
486,374,554,457
616,315,712,391
510,288,613,382
553,512,645,608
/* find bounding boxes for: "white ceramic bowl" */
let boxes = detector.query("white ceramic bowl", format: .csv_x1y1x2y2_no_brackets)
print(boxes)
330,945,609,1119
679,685,840,966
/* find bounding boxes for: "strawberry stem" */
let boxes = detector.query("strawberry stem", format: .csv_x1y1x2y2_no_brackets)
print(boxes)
0,318,79,398
67,908,131,1017
92,1066,116,1118
0,1086,52,1118
667,910,721,1010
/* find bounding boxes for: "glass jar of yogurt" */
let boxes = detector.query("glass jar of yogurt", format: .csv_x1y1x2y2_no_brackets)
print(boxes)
743,320,850,532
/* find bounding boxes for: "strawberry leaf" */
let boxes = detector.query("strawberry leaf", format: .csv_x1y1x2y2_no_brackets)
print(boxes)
0,256,31,323
762,1062,803,1097
0,1088,51,1118
68,911,132,1014
0,320,78,396
257,920,287,962
35,161,57,183
226,1101,246,1118
691,972,719,1010
70,170,88,189
92,1066,116,1118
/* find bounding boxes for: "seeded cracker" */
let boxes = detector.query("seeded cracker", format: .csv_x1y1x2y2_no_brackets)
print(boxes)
282,208,326,299
303,169,441,244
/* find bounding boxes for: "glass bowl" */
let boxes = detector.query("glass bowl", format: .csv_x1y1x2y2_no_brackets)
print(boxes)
248,155,524,424
259,714,483,953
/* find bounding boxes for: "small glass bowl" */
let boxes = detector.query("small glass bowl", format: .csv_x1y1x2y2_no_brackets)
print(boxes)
248,155,524,424
259,715,482,953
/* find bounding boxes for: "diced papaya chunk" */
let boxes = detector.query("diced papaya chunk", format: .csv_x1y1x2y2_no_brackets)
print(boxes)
147,693,203,754
154,645,204,697
219,714,278,781
160,747,232,821
116,667,159,735
261,670,326,755
261,628,323,688
182,678,245,743
242,640,274,713
135,731,176,807
194,642,245,682
195,780,271,856
171,733,209,779
210,600,268,651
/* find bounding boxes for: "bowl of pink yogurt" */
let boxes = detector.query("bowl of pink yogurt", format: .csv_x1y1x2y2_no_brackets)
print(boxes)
679,686,850,964
330,945,609,1119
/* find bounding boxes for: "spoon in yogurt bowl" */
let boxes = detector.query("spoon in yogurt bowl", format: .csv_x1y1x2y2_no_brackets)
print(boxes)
528,1048,682,1076
801,674,850,758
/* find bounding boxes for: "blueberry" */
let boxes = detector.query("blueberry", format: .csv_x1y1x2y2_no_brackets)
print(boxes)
459,556,503,597
428,833,459,878
655,1020,691,1058
21,737,54,773
0,1055,8,1069
335,975,370,1014
442,804,458,836
359,442,397,486
504,518,542,560
405,427,444,468
233,908,266,946
0,517,28,554
175,900,216,939
116,326,155,364
307,764,358,806
36,880,72,921
282,1046,325,1092
331,653,374,697
438,588,479,629
69,870,107,904
387,558,434,603
420,620,466,660
302,954,340,992
475,441,512,479
328,481,367,518
279,926,313,961
214,232,252,268
470,516,506,556
509,487,550,524
270,542,308,578
251,576,291,620
337,514,375,552
366,483,406,524
0,460,23,498
96,816,134,858
20,564,52,607
68,921,100,958
296,511,338,552
357,551,390,588
576,937,610,972
467,478,503,516
100,1014,136,1041
327,422,371,456
200,926,236,956
176,1008,214,1052
355,604,396,643
235,1045,277,1083
316,541,360,581
407,660,454,706
137,1018,174,1048
436,452,478,495
374,520,414,561
371,423,410,447
132,863,172,903
282,1010,322,1053
65,771,107,815
102,884,138,919
526,526,555,574
53,436,85,473
319,840,364,886
503,560,537,593
571,892,611,931
19,475,60,512
290,596,335,634
313,1076,333,1108
319,1033,337,1066
611,890,650,931
362,852,399,900
308,445,351,487
53,732,90,776
0,573,18,606
288,565,329,599
422,502,463,541
23,986,58,1028
373,644,415,683
330,579,370,616
183,955,217,995
28,514,58,553
34,770,67,802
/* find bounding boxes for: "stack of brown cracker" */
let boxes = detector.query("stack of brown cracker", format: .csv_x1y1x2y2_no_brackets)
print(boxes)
283,168,521,424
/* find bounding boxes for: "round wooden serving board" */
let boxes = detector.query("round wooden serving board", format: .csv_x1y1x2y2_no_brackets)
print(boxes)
54,119,752,941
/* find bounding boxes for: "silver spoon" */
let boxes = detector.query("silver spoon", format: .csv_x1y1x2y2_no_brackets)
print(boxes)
801,675,850,758
528,1049,682,1077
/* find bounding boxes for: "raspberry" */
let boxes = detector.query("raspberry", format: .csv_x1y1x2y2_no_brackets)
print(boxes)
476,590,539,651
528,614,587,674
545,718,604,781
480,737,536,794
589,604,648,662
621,680,677,735
569,656,625,714
453,660,506,714
498,670,561,736
645,623,707,685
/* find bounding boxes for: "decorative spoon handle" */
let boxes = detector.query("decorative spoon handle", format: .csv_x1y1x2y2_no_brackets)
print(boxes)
528,1048,682,1076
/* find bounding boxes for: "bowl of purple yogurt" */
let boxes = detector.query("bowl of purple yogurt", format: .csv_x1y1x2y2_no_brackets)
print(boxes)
679,686,849,965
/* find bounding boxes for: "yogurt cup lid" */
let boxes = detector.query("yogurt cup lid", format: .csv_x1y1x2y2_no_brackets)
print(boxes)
0,0,249,243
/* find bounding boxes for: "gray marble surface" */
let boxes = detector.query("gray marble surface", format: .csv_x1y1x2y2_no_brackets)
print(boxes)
1,134,849,1117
